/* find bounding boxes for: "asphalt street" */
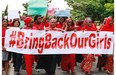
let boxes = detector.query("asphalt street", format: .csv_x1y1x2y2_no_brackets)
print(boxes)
2,57,113,75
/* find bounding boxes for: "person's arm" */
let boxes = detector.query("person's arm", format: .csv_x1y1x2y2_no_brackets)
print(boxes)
81,26,86,32
63,23,68,31
2,46,6,51
42,10,48,24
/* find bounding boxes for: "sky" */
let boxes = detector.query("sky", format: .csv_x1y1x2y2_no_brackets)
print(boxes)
0,0,68,13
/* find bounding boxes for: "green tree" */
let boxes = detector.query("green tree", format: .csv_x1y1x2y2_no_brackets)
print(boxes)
65,0,114,21
22,3,28,16
102,3,114,18
2,5,8,19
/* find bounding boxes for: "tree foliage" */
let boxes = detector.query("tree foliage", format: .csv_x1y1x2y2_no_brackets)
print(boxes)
2,5,8,19
22,3,28,16
65,0,114,21
103,3,114,18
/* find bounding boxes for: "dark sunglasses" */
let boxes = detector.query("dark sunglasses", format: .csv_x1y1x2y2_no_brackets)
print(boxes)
89,21,92,23
30,21,34,23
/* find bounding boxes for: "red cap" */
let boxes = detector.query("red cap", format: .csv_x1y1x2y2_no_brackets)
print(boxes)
24,17,32,25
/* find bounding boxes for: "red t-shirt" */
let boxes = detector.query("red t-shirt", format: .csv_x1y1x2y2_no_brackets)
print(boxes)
9,22,13,26
100,23,114,32
44,22,49,27
2,27,8,47
33,23,44,30
81,23,97,31
76,25,83,31
56,22,64,29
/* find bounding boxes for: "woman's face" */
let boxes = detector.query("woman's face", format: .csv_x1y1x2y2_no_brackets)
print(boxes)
87,21,92,27
2,19,8,27
50,20,57,28
36,17,43,24
109,20,113,26
108,18,113,26
59,18,65,24
67,20,73,27
28,20,34,27
14,21,20,27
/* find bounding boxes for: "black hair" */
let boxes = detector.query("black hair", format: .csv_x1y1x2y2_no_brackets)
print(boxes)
57,17,67,23
34,15,42,21
71,20,75,26
12,20,20,27
2,19,9,26
2,19,8,23
67,18,75,26
76,20,84,26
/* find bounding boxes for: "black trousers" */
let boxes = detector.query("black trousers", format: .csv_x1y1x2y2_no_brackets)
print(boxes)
56,55,61,66
36,55,57,75
13,53,22,72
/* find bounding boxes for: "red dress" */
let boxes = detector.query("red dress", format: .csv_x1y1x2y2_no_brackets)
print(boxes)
81,54,95,73
100,17,114,73
61,54,75,72
24,54,35,75
80,23,97,73
24,22,45,75
103,56,113,73
61,23,76,73
23,27,35,75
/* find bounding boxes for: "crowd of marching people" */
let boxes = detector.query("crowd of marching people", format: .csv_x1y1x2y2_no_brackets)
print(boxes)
2,14,114,75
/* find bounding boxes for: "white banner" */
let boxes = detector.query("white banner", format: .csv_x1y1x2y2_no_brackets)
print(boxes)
4,28,114,54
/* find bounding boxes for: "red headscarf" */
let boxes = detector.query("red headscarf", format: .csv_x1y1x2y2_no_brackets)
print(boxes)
100,16,114,32
76,20,84,31
99,18,107,30
106,16,113,25
24,17,32,25
82,17,97,31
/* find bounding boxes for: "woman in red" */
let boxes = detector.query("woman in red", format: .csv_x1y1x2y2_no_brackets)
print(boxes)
56,17,66,29
97,18,107,71
75,20,84,31
100,16,114,74
80,17,96,75
2,19,10,75
75,20,84,63
33,15,44,30
23,17,35,75
99,18,107,30
46,18,59,31
36,18,57,75
55,17,66,68
61,18,76,75
81,17,97,31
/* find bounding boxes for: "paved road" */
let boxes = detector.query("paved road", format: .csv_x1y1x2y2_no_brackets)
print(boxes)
3,57,113,75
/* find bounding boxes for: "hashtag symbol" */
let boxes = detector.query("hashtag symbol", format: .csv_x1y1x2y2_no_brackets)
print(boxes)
9,31,16,47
